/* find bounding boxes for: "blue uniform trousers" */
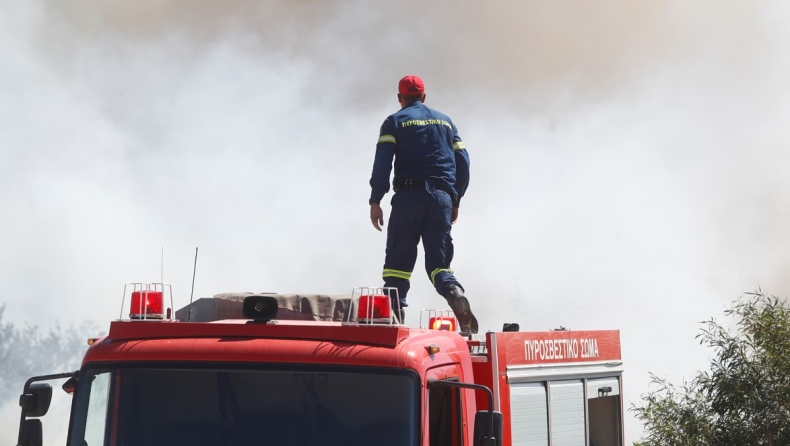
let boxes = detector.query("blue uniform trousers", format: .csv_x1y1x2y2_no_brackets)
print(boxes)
382,186,462,309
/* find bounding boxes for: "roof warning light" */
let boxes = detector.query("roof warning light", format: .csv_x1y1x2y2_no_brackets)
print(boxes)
429,316,457,331
131,291,163,319
358,294,391,322
121,283,174,321
348,286,400,325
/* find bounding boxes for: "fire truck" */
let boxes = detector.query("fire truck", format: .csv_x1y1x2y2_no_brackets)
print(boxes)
16,284,625,446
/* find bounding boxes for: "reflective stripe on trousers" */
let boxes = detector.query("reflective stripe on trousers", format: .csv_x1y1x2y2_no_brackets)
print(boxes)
382,187,462,307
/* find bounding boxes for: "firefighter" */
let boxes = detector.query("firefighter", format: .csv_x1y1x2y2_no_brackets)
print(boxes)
368,75,478,334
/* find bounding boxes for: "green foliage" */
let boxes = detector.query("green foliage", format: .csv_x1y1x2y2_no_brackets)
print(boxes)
0,304,99,404
633,291,790,446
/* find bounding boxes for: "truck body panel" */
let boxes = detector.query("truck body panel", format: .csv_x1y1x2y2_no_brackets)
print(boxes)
473,330,625,446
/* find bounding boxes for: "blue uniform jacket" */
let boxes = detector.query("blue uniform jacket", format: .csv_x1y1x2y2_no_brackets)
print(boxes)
369,101,470,207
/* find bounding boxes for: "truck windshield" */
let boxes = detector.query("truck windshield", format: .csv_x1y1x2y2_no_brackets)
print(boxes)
69,364,419,446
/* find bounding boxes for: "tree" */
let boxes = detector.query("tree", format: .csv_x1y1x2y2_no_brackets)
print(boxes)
0,304,99,405
633,291,790,446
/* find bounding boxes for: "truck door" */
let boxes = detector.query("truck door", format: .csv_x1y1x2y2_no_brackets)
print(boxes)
428,381,462,446
426,366,466,446
509,382,549,446
549,380,586,446
586,377,622,446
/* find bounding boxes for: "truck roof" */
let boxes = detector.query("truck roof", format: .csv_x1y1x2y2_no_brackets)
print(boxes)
95,291,622,377
107,319,410,347
82,319,475,373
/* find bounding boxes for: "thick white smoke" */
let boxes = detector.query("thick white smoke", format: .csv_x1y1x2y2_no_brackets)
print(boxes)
2,1,790,443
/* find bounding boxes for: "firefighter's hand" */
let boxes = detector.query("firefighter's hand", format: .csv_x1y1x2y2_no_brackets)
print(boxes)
370,204,384,231
451,207,459,224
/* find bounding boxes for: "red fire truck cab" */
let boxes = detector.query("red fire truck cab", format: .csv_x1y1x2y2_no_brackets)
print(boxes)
16,287,624,446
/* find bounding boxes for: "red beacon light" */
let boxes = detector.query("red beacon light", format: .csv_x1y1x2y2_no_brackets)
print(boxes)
419,309,458,332
358,294,391,323
429,316,457,332
351,287,399,325
131,290,164,319
121,283,174,321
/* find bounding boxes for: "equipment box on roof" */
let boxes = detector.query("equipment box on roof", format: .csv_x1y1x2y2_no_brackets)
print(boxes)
469,329,624,446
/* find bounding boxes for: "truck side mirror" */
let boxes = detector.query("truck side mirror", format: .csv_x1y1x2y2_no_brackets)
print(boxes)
62,372,79,395
473,410,503,446
16,372,77,446
19,383,53,417
19,419,42,446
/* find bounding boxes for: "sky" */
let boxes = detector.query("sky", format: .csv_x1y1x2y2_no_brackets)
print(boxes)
2,0,790,444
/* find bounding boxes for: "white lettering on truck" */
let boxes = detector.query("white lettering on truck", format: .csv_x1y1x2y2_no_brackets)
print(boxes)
524,338,599,361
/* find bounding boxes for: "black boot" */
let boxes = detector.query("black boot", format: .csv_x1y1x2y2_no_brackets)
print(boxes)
395,308,405,325
444,285,479,334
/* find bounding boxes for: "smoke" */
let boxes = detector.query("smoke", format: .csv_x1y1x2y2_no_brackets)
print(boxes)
2,0,790,443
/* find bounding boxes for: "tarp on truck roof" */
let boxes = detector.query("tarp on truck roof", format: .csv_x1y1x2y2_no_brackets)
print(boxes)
175,293,357,323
